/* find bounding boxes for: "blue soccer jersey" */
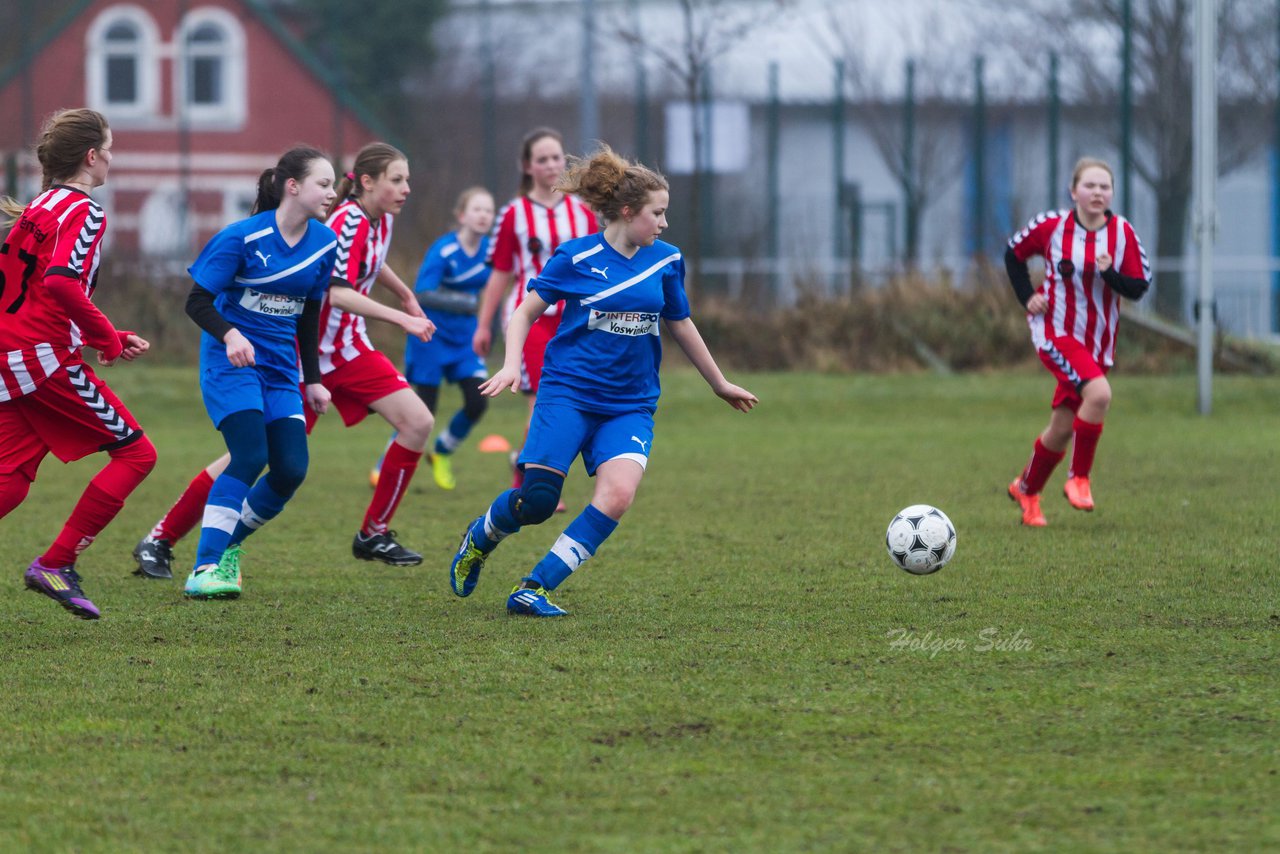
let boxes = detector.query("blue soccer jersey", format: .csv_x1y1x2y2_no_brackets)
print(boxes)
189,210,338,387
531,234,690,415
412,231,491,346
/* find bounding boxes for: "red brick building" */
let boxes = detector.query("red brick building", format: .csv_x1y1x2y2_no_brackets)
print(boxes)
0,0,386,258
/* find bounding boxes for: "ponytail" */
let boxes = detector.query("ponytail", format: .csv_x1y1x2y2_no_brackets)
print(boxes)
252,145,329,215
2,107,111,228
557,144,667,223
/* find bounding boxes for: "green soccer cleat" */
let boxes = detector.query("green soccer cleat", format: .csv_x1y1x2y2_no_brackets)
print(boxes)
183,545,244,600
430,452,456,491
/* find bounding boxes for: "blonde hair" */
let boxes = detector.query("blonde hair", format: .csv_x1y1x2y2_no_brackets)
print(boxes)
454,185,493,216
1071,157,1114,189
0,108,111,225
556,145,668,224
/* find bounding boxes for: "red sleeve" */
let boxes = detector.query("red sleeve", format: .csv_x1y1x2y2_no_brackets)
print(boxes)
585,207,600,234
44,274,123,360
488,203,518,273
44,199,105,281
330,207,370,286
1007,211,1059,263
1118,220,1150,280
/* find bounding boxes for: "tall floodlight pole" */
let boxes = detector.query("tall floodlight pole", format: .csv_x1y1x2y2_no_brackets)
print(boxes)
581,0,598,149
1193,0,1218,415
1121,0,1134,212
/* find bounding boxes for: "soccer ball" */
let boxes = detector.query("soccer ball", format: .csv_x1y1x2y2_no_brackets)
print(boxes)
885,505,956,575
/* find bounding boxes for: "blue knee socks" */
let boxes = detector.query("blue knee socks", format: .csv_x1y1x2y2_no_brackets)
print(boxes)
526,504,618,591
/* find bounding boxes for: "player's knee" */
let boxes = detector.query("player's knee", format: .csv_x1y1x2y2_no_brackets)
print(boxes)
269,447,309,496
462,393,488,423
0,470,33,518
1082,379,1112,412
593,483,637,518
226,446,269,485
512,468,564,526
111,434,157,477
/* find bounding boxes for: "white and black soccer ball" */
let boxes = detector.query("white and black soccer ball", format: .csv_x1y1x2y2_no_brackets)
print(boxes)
885,505,957,575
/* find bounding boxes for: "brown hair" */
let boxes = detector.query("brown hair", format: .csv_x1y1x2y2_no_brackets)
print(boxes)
335,141,407,205
556,144,668,224
252,145,330,215
1071,157,1114,189
0,108,111,224
518,127,564,197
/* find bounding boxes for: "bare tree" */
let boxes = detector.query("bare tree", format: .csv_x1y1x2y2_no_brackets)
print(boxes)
612,0,791,287
811,6,973,268
1001,0,1275,320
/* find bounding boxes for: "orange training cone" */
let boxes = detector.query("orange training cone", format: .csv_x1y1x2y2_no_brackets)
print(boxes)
477,434,512,453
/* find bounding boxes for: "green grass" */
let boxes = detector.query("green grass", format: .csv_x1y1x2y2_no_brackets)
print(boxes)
1,366,1276,852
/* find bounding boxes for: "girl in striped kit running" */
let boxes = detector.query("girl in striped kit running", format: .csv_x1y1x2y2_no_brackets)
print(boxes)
1005,157,1150,526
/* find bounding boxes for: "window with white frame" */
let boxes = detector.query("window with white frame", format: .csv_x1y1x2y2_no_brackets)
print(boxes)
177,8,246,128
85,6,159,122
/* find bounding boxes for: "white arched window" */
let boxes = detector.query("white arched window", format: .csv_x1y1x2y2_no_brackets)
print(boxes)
176,8,246,128
85,6,159,122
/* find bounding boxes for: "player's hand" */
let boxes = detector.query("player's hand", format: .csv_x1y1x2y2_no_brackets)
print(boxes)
473,326,492,358
305,382,330,415
714,382,758,412
402,314,435,342
1025,293,1048,315
224,329,255,367
479,366,520,397
119,333,150,361
1095,252,1113,273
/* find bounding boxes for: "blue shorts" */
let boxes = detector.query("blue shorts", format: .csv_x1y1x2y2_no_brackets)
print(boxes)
404,335,487,387
519,403,654,477
201,360,303,429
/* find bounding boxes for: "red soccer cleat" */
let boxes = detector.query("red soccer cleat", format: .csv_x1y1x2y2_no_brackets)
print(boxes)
1008,478,1047,527
1064,476,1094,511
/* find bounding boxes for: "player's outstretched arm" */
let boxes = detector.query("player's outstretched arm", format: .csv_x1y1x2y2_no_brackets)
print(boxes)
473,269,513,357
327,281,434,341
665,317,757,412
377,265,426,319
479,292,547,397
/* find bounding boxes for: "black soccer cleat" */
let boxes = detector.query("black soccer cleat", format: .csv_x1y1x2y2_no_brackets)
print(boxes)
352,530,423,566
133,536,174,579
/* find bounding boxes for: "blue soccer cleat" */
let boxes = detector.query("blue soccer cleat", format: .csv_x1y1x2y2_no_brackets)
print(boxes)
506,584,569,617
450,517,490,597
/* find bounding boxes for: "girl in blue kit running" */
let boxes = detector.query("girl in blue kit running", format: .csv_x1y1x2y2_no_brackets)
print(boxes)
182,146,339,599
392,186,495,491
448,146,757,616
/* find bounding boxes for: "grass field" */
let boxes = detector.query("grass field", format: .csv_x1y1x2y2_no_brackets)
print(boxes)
1,364,1276,852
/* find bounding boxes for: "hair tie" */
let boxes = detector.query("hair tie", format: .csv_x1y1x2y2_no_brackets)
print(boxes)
345,171,356,181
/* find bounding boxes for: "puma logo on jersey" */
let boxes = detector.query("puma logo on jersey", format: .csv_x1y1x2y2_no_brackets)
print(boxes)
590,266,609,279
631,436,649,453
254,250,271,267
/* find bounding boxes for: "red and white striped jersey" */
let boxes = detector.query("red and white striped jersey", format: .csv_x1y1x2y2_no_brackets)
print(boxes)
1009,209,1150,367
318,199,393,373
0,186,108,401
487,194,597,320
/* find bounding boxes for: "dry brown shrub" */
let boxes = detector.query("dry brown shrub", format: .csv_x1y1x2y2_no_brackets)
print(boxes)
693,269,1277,375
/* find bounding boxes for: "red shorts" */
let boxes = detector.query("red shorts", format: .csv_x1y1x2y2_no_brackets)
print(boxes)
1037,336,1108,411
0,358,143,480
305,351,410,431
520,313,561,394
